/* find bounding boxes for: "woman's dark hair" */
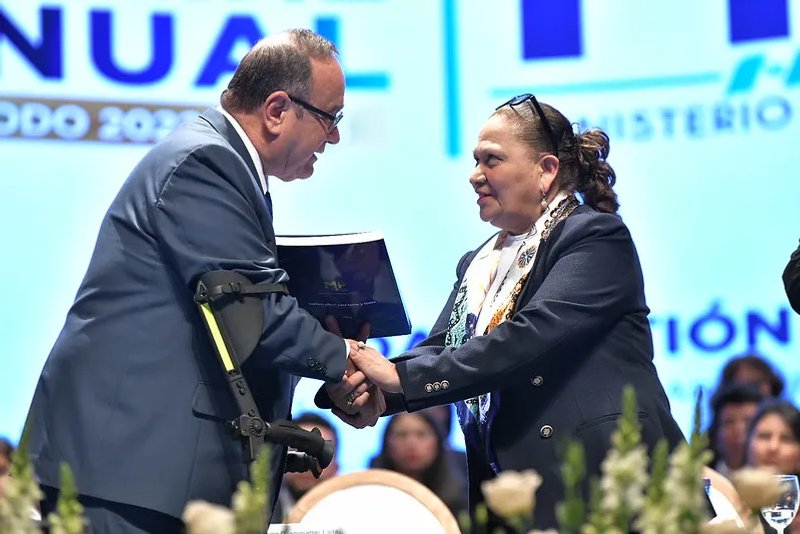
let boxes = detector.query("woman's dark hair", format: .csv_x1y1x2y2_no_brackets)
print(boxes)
372,412,465,515
706,382,764,468
221,29,339,113
373,412,445,482
719,353,784,398
495,102,619,214
746,399,800,470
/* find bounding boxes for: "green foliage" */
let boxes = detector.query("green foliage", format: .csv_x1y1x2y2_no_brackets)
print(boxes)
557,441,586,534
614,386,642,453
635,389,711,534
690,387,709,452
0,433,43,534
671,389,712,534
634,440,669,533
458,509,473,534
468,502,489,534
233,445,271,534
582,478,611,533
582,385,648,533
48,463,85,534
645,440,669,509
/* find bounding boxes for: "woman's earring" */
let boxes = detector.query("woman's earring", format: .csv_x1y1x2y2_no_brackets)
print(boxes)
540,190,548,211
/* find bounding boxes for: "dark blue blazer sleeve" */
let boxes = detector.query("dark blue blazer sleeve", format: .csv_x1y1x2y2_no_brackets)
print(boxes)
152,144,347,382
784,241,800,314
395,212,641,410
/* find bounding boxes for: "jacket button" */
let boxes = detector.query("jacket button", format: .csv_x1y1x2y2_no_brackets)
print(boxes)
425,383,433,393
441,380,450,390
306,358,315,368
433,382,441,391
531,375,543,386
539,425,553,439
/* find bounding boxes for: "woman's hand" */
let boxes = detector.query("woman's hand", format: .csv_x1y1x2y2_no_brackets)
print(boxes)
346,340,403,394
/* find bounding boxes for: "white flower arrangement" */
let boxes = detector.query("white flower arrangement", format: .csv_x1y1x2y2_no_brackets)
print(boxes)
182,500,235,534
0,388,789,534
470,386,773,534
482,470,543,521
732,467,782,510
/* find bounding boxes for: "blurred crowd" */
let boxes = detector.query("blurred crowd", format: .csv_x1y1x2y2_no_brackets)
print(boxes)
705,353,800,532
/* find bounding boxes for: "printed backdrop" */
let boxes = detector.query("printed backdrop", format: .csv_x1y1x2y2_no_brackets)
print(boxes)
1,0,799,473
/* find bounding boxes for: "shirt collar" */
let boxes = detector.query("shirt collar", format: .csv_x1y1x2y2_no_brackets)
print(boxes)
217,106,268,194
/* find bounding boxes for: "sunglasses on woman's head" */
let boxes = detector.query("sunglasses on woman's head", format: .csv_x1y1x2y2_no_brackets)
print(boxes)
496,93,559,157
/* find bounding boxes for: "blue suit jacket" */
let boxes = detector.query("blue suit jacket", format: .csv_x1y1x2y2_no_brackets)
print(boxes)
25,108,348,519
392,206,684,529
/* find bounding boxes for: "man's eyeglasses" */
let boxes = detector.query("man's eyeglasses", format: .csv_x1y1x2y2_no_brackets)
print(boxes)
288,95,343,133
496,93,559,157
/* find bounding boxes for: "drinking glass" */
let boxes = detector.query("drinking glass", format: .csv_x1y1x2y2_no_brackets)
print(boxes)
761,474,800,534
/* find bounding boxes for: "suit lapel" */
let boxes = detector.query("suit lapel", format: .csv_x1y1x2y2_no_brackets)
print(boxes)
198,108,272,216
512,205,592,314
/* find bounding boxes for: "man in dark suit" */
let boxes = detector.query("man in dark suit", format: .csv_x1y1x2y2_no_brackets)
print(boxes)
25,29,383,533
785,241,800,314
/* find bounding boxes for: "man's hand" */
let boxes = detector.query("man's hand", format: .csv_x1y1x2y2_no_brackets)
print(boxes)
331,384,386,429
325,367,372,415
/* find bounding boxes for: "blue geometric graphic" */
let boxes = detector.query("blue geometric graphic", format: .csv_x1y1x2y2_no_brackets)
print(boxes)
0,7,62,78
728,0,789,43
443,0,460,157
521,0,582,60
92,11,174,84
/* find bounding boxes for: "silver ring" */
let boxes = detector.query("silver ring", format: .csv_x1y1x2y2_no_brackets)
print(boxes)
356,341,366,350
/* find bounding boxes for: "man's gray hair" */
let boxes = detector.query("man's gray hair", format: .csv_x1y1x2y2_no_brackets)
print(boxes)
221,29,339,113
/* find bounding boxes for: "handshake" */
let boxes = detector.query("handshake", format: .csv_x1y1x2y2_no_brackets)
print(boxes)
323,319,402,429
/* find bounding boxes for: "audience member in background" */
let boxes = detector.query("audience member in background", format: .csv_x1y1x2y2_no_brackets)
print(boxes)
417,405,468,488
707,383,764,479
370,411,468,519
0,437,13,498
274,412,340,522
785,241,800,314
746,400,800,534
717,353,784,398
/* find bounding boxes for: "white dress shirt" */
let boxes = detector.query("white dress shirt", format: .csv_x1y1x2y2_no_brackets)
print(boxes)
218,106,268,194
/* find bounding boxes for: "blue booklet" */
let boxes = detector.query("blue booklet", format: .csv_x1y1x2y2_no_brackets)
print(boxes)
276,231,411,339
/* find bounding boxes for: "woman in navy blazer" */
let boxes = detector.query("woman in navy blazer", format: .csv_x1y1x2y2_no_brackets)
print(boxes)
333,94,684,530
